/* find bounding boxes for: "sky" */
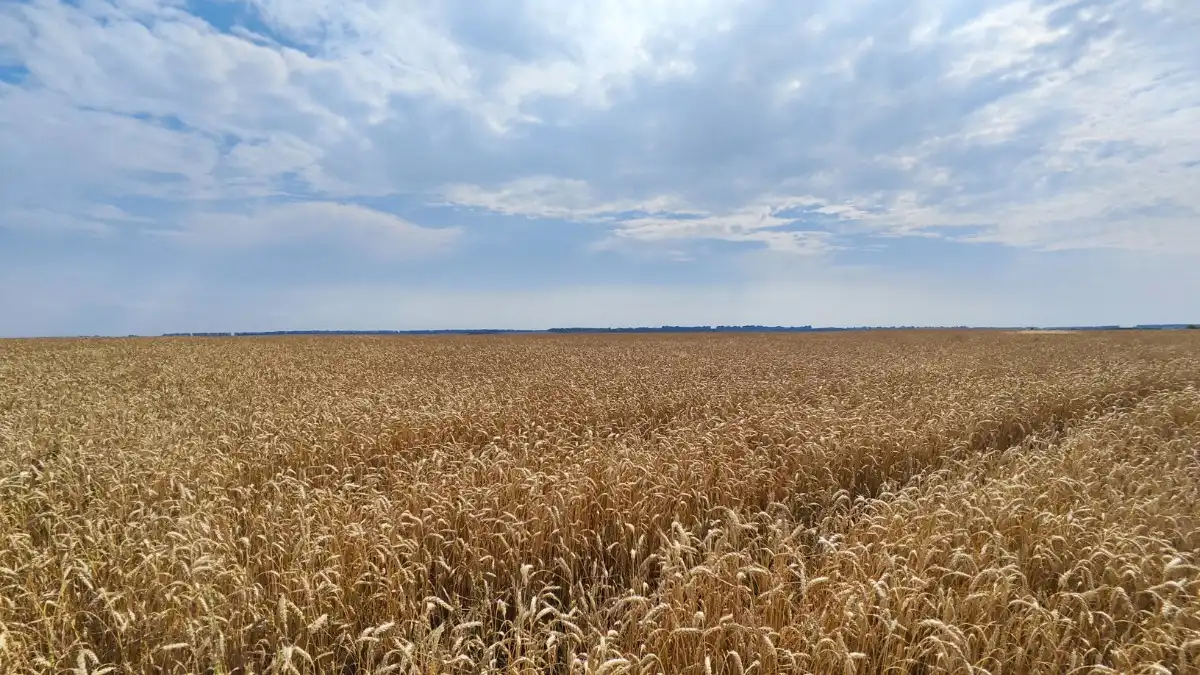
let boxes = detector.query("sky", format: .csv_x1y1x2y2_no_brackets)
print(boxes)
1,0,1198,336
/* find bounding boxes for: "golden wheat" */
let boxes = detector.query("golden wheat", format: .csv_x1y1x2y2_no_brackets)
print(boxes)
1,331,1198,674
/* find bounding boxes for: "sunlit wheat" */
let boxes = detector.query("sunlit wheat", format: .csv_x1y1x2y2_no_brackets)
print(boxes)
1,331,1198,673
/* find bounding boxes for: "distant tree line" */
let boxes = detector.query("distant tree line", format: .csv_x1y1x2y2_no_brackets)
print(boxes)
162,329,522,337
547,325,822,333
160,324,1200,337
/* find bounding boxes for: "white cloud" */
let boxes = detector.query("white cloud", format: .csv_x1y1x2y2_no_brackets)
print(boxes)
611,210,834,254
440,177,835,254
0,84,220,205
245,0,475,99
223,134,323,183
169,201,461,257
944,0,1071,81
438,176,695,220
422,0,1198,254
490,0,738,104
5,0,344,137
1,0,1199,315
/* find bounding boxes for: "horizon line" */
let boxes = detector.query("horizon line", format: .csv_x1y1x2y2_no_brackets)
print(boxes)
6,323,1198,339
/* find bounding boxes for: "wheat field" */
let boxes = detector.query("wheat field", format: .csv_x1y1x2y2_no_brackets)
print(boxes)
1,331,1199,674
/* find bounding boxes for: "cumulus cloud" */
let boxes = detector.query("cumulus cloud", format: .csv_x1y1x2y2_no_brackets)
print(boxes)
169,201,461,257
5,0,1198,249
0,0,1198,333
426,0,1198,254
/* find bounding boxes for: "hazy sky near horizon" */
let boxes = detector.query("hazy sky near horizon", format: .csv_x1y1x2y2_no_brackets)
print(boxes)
2,0,1199,335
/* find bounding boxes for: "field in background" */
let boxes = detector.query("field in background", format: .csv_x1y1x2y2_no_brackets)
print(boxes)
2,332,1199,674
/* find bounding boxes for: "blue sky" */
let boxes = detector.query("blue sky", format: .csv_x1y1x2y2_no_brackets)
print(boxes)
1,0,1198,335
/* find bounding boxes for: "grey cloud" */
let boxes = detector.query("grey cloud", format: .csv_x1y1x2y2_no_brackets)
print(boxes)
2,0,1198,255
375,0,1200,255
354,0,1134,210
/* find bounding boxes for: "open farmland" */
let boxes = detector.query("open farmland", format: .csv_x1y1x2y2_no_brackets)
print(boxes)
2,332,1199,674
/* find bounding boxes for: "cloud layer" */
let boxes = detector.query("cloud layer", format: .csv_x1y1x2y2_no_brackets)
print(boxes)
1,0,1198,334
